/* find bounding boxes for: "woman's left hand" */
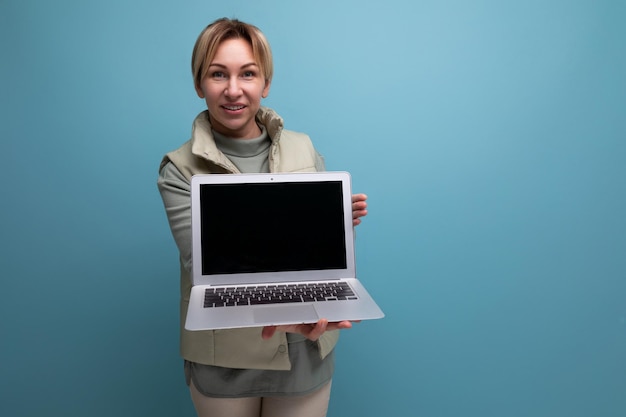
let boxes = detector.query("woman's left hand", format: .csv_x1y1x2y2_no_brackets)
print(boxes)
352,193,368,226
261,319,354,341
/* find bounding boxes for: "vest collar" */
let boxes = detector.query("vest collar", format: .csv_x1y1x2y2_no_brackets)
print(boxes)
190,107,284,166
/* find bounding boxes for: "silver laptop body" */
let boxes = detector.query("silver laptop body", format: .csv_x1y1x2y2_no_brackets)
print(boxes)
185,171,384,330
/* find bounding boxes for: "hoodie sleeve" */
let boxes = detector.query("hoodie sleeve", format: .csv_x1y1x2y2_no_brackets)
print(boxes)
157,161,193,272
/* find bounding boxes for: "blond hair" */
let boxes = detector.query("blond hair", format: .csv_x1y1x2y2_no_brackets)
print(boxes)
191,18,273,91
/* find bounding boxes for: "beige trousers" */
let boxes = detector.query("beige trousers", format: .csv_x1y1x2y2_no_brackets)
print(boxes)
190,379,332,417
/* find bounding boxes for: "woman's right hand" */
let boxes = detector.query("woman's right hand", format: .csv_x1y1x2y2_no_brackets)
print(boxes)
261,319,355,341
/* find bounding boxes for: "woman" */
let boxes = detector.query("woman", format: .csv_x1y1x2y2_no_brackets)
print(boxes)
157,18,368,417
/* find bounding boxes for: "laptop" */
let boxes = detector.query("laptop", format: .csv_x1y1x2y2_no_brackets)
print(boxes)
185,171,384,330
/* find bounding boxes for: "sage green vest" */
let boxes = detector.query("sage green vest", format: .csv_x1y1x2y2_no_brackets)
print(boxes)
161,108,339,370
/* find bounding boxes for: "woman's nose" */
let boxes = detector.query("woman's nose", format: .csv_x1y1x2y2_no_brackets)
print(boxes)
225,78,241,96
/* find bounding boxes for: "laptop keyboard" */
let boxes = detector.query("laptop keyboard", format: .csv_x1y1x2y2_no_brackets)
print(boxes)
203,282,358,308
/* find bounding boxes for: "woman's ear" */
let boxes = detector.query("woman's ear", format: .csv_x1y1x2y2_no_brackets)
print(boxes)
262,79,271,98
195,82,205,99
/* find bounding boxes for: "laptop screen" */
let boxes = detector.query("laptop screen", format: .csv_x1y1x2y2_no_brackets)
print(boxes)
199,180,347,275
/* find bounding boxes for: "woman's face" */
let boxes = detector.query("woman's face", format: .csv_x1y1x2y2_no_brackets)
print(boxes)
195,38,271,139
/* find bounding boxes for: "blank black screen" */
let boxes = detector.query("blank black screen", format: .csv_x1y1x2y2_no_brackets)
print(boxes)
199,181,347,275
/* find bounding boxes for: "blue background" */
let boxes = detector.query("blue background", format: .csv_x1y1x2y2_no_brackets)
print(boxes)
2,1,625,416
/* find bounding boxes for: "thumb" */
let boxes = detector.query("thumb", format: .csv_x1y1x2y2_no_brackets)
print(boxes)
262,326,277,340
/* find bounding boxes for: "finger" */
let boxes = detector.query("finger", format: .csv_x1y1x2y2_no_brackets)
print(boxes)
327,320,353,331
261,326,278,340
352,198,367,212
352,208,368,218
352,209,368,227
307,319,328,341
351,193,367,203
352,204,367,213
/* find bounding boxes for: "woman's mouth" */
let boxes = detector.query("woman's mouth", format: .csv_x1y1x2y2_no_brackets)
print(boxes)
223,105,245,111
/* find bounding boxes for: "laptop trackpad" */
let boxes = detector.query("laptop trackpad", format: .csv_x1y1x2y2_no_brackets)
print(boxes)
253,305,319,325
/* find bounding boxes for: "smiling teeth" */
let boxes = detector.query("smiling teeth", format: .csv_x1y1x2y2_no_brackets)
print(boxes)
224,105,244,110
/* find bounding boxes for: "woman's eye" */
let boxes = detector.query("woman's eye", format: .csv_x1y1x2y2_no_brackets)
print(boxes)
211,71,227,79
242,71,255,79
